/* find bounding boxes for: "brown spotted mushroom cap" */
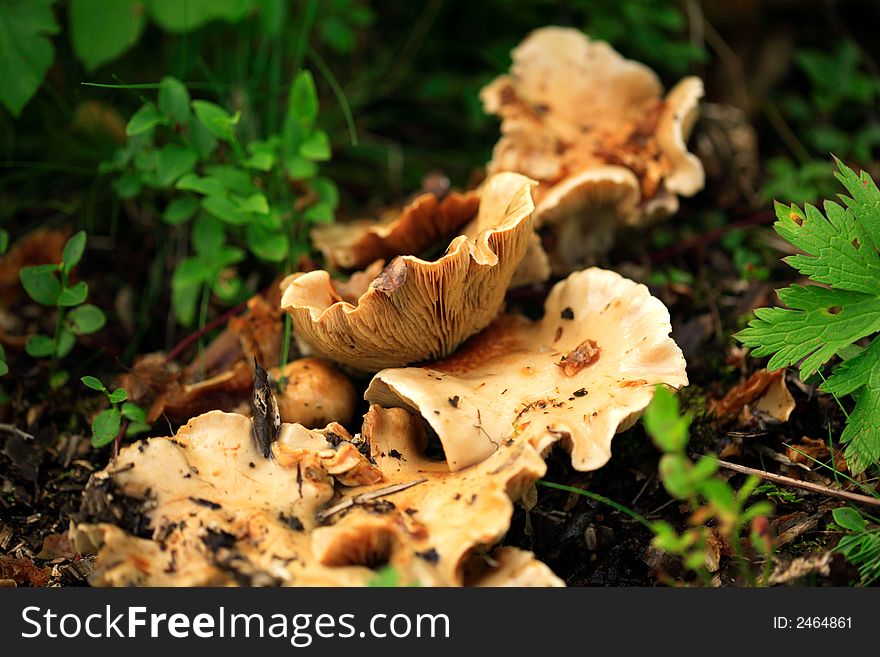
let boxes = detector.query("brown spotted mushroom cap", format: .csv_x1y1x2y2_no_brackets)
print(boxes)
365,267,688,471
481,27,704,271
280,172,537,372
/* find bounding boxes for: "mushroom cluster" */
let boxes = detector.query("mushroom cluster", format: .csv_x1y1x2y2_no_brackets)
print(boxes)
74,27,695,587
481,27,704,273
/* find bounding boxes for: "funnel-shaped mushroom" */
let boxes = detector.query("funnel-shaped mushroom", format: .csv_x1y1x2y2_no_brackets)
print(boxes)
281,172,537,372
481,27,704,272
73,409,560,586
366,267,688,471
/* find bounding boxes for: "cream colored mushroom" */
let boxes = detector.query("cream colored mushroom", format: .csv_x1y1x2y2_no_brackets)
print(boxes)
365,267,688,471
311,190,480,271
270,357,357,428
72,408,561,586
481,27,705,272
281,172,537,372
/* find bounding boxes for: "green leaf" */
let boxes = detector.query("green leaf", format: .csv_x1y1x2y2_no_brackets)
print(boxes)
162,196,199,225
299,129,331,161
68,304,106,335
126,102,163,136
91,408,121,447
234,193,269,215
61,230,86,271
284,155,317,180
171,281,200,327
81,375,105,392
246,224,288,262
644,386,691,453
189,115,218,158
121,401,146,423
155,144,198,187
204,164,254,194
0,361,8,377
58,280,88,306
658,453,692,500
114,174,142,199
125,421,151,437
0,228,8,255
107,388,128,403
176,173,225,197
49,369,68,389
55,328,75,358
303,201,334,224
25,334,55,358
146,0,253,32
172,257,212,288
311,177,339,209
192,100,240,143
192,214,225,256
158,75,191,124
832,507,867,533
242,150,274,171
69,0,145,72
19,264,61,305
0,0,59,116
289,70,318,124
202,195,249,225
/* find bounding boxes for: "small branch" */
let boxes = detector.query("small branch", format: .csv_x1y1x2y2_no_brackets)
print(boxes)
164,299,248,363
317,479,428,521
0,423,34,441
716,459,880,508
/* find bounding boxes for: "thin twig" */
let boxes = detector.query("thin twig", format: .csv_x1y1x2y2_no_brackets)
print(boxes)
164,299,249,363
0,423,34,440
716,459,880,508
317,479,428,521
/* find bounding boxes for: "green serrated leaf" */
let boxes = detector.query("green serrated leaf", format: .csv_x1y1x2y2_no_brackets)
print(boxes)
59,280,88,306
19,264,61,305
68,304,106,335
81,375,105,392
62,231,86,271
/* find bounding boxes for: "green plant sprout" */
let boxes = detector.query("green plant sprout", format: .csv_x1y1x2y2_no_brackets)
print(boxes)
643,386,773,585
81,376,150,448
103,71,337,327
737,159,880,474
831,506,880,586
18,230,106,388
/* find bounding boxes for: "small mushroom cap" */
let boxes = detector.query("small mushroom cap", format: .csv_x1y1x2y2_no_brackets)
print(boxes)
311,191,480,271
366,267,688,471
270,357,357,428
281,172,537,372
73,407,559,586
481,27,705,270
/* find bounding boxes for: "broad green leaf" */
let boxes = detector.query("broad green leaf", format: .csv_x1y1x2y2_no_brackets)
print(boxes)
158,75,191,124
0,228,8,255
644,386,691,453
58,280,88,306
312,176,339,209
25,334,55,358
121,401,146,423
189,115,218,158
0,361,7,377
0,0,59,116
176,173,225,197
19,264,61,305
162,196,199,225
242,150,274,171
204,164,254,194
61,230,86,271
212,274,242,304
172,257,212,288
284,155,317,180
155,144,197,187
299,129,331,161
171,281,200,327
303,202,334,224
48,369,68,389
246,224,288,262
234,193,269,215
658,453,692,500
91,408,121,447
126,102,163,136
192,214,225,256
202,195,249,225
81,375,105,391
55,328,75,358
114,174,142,199
289,70,318,124
68,303,106,334
146,0,253,32
69,0,145,71
107,388,128,403
832,507,867,533
192,100,240,143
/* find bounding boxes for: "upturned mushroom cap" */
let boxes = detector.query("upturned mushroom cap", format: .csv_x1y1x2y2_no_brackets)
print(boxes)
480,27,704,270
365,267,688,471
311,191,480,271
73,408,560,586
281,172,537,372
